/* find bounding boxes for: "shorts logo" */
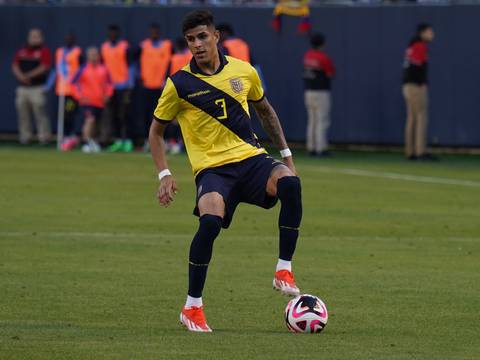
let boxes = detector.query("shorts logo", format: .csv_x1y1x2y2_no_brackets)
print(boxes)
230,78,243,94
197,185,203,197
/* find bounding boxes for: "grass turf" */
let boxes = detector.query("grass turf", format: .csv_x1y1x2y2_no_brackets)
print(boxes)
0,147,479,359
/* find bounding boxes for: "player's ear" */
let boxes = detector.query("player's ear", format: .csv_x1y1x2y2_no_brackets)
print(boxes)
213,29,220,44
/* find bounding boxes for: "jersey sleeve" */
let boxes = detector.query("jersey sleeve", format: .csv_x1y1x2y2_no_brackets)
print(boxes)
247,65,264,102
408,42,428,66
153,77,180,122
322,55,336,78
12,50,20,65
40,47,52,68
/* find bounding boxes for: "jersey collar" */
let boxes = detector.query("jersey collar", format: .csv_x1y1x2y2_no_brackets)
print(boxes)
190,50,228,76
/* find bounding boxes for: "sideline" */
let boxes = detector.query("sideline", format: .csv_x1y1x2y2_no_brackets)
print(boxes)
308,166,480,188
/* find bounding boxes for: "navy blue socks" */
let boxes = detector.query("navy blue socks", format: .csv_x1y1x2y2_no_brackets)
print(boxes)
188,214,223,298
276,176,302,261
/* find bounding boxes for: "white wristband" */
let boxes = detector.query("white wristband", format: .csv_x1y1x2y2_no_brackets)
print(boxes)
158,169,172,181
279,148,292,158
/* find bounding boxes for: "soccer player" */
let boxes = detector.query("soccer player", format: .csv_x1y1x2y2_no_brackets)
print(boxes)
149,10,302,333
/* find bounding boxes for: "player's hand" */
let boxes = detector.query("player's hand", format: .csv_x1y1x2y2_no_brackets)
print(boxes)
282,156,297,176
157,175,178,207
19,74,31,85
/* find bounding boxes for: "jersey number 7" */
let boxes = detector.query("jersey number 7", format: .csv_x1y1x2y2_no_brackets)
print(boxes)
214,98,228,120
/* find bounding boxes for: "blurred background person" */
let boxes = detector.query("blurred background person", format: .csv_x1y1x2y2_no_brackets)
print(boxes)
217,22,268,93
45,32,83,151
217,23,250,63
101,24,135,152
303,33,335,157
11,28,52,145
72,47,113,153
161,37,192,155
402,23,436,161
139,23,172,151
169,37,191,76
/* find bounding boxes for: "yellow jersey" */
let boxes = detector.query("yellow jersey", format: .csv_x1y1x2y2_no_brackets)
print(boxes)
153,52,267,176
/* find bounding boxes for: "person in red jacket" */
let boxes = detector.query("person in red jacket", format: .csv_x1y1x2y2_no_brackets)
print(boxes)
303,33,335,157
402,23,435,161
72,47,113,153
11,28,52,145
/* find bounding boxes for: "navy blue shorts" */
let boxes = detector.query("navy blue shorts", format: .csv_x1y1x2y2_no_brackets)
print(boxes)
194,153,284,228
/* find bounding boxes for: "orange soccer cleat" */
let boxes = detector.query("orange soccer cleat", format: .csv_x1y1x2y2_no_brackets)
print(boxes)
180,305,212,333
273,269,301,297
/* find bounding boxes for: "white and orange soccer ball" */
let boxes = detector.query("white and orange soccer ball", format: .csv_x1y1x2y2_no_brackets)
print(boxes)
284,294,328,333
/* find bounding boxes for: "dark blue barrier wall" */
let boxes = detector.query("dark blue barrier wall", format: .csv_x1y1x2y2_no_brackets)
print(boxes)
1,5,480,146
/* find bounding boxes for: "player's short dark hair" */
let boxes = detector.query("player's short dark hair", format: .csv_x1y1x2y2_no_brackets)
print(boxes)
416,23,432,34
175,37,188,51
108,24,120,33
65,31,75,39
217,23,234,36
182,10,215,34
310,33,325,48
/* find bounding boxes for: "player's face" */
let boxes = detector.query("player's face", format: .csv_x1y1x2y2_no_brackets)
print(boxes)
184,25,219,64
28,29,43,47
149,27,159,40
65,34,75,47
108,30,119,41
87,47,99,63
421,28,435,42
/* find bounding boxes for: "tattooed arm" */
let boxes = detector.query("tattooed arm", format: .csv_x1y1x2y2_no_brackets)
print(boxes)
251,97,296,173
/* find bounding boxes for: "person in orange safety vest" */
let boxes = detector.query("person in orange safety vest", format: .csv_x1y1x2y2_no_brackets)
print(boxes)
163,37,192,155
217,23,250,63
217,23,268,93
45,33,83,148
139,23,172,150
216,23,268,93
169,37,192,76
101,24,135,152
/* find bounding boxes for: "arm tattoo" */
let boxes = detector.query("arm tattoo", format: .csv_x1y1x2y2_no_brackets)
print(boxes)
252,97,288,150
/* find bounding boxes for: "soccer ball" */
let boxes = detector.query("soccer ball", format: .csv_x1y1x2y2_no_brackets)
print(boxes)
284,294,328,333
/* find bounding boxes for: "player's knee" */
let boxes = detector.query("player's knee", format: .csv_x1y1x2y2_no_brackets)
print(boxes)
198,214,223,238
277,176,302,204
198,192,225,218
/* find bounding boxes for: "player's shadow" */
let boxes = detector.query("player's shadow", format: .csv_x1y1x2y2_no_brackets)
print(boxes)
163,327,286,335
206,328,287,335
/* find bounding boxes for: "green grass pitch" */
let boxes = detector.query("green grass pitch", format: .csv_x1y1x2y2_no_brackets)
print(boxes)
0,147,479,359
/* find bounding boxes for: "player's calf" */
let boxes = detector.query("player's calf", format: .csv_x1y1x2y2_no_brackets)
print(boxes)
182,214,222,332
274,176,302,296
